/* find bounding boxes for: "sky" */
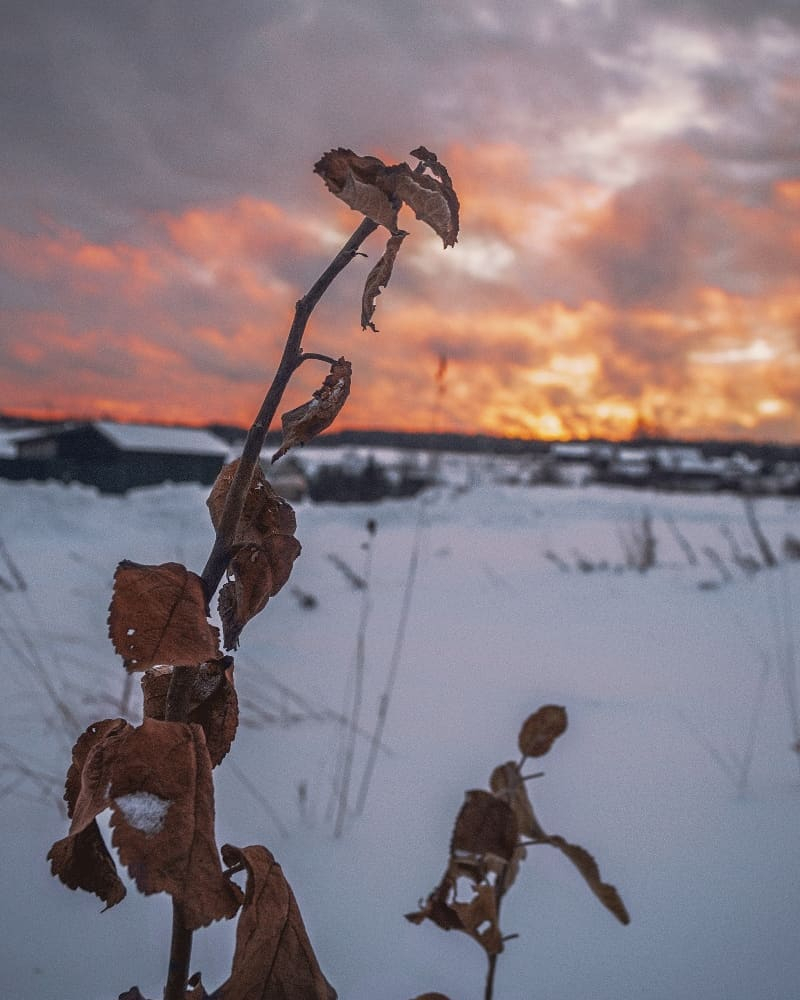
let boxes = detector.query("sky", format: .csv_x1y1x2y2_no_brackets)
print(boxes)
1,0,800,442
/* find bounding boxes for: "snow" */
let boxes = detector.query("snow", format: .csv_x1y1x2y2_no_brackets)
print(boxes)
114,792,171,836
1,463,799,1000
0,434,17,459
94,421,230,456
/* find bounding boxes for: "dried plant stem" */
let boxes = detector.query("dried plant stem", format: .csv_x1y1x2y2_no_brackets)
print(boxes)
334,527,375,837
744,497,777,568
777,566,800,776
160,665,199,1000
163,900,193,1000
484,856,513,1000
159,214,378,1000
663,513,698,566
355,517,423,815
356,362,444,816
200,215,378,602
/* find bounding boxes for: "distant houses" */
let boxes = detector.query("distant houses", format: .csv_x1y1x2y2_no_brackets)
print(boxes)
0,421,230,493
0,421,798,497
552,442,782,492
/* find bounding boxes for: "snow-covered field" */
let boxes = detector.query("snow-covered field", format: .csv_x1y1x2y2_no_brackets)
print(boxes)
1,457,799,1000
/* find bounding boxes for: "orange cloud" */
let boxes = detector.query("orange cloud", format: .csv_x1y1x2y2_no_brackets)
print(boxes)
2,159,800,443
0,222,165,300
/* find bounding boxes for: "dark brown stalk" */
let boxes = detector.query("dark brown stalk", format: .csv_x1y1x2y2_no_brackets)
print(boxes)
484,861,513,1000
744,496,777,568
163,899,193,1000
160,665,199,1000
199,215,378,602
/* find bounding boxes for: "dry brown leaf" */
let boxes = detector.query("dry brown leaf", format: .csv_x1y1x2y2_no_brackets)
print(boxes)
208,460,300,550
489,761,545,840
185,974,210,998
315,147,460,248
214,843,337,999
361,232,407,331
451,882,503,955
405,885,463,933
314,148,400,232
518,704,568,758
544,835,630,925
108,718,242,929
49,717,241,928
141,659,238,767
108,561,220,672
118,989,152,1000
450,789,519,862
272,358,352,462
208,460,301,648
219,538,302,650
405,875,503,956
410,995,452,1000
48,718,132,909
393,160,460,248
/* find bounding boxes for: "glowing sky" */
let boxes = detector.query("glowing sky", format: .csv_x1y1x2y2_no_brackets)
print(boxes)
2,1,800,441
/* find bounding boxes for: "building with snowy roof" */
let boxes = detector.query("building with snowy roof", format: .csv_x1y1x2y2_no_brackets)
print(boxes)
5,421,229,493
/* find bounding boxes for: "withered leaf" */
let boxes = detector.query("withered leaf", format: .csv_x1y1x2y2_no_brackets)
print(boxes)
185,974,210,999
108,561,220,672
208,460,299,550
451,882,503,956
314,148,460,247
141,659,239,767
118,989,152,1000
272,358,352,462
314,148,400,233
543,835,630,925
219,538,301,650
393,159,460,248
108,718,242,929
361,232,407,331
405,875,503,956
48,718,132,909
208,460,301,649
213,844,337,999
489,761,544,840
49,718,241,929
410,995,452,1000
518,704,568,758
450,789,519,862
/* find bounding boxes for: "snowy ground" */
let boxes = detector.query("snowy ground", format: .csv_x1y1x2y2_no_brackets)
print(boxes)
1,457,799,1000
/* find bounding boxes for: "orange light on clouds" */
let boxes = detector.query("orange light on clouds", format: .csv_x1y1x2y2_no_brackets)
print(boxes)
1,145,799,442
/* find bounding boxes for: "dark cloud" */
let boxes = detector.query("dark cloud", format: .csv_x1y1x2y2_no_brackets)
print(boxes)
0,0,646,230
648,0,800,28
568,176,700,308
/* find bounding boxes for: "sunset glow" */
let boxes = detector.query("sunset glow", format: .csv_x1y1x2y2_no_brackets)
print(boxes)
2,3,799,442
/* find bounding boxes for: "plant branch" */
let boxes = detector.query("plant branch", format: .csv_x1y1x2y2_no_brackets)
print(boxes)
163,899,193,1000
158,665,199,1000
200,215,379,602
484,858,514,1000
296,351,338,367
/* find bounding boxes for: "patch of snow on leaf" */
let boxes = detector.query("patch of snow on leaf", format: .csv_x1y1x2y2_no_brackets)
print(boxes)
114,791,171,835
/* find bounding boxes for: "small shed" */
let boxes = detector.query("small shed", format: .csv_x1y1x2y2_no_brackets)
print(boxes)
10,421,229,493
602,446,653,485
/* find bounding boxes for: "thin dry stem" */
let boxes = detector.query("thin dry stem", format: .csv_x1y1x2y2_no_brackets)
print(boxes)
163,899,193,1000
158,664,199,1000
199,216,378,602
484,841,515,1000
